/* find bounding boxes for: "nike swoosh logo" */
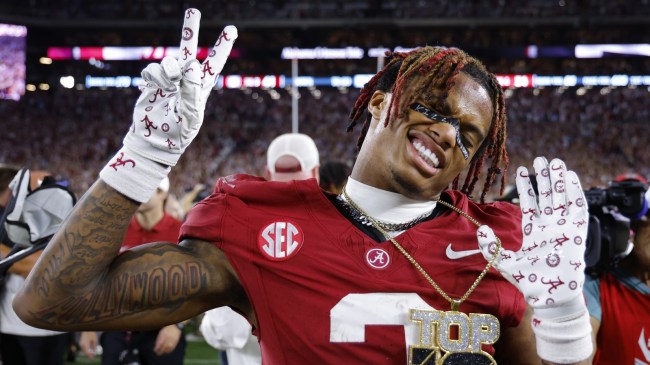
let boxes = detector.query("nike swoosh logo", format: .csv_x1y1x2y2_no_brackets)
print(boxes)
445,244,481,260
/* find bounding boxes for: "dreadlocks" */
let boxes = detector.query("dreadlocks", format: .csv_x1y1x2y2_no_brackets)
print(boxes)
347,46,508,203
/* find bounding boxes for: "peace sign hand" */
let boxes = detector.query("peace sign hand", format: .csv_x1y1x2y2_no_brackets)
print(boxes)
125,8,237,167
477,157,589,317
100,9,237,202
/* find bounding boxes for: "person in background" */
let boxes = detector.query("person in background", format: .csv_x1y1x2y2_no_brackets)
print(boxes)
264,132,320,182
585,173,650,364
0,164,19,246
79,177,187,365
200,306,261,365
164,192,186,221
200,132,320,365
179,183,207,217
15,10,593,364
0,166,70,365
318,160,351,195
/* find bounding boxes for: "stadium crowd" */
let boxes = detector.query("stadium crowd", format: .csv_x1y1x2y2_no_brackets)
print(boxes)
1,4,650,364
1,84,648,202
3,0,650,21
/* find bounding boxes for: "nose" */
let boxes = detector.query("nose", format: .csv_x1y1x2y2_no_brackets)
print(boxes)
428,121,458,151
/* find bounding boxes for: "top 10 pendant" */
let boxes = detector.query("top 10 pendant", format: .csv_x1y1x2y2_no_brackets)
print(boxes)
408,308,501,365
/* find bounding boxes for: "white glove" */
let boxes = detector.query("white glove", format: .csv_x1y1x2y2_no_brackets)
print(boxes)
478,157,588,312
100,8,237,202
477,157,592,363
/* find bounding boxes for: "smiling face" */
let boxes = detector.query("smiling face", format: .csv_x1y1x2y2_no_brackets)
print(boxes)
350,72,494,201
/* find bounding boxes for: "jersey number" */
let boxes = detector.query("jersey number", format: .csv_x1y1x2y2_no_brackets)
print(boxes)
330,293,499,364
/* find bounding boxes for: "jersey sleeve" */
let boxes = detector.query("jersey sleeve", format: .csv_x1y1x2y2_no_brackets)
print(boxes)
179,190,228,243
179,174,267,244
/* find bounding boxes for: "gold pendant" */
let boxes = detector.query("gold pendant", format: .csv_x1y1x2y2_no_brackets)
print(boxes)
408,308,500,365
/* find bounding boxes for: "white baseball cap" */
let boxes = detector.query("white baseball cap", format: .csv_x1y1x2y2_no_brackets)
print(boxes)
158,177,170,193
266,133,319,174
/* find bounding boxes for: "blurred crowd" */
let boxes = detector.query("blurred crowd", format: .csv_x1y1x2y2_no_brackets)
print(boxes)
1,85,648,202
8,1,648,88
3,0,650,21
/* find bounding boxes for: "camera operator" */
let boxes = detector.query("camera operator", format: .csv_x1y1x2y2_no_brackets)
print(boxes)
584,173,650,364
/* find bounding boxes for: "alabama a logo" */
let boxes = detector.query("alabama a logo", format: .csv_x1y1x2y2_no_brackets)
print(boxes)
258,220,304,261
365,247,390,270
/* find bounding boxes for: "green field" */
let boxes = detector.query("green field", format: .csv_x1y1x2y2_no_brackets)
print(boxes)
66,336,222,365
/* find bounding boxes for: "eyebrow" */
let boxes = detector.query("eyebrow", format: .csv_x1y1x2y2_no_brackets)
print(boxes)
410,102,469,159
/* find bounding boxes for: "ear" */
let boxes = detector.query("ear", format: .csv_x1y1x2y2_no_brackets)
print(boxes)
311,165,320,182
368,91,388,120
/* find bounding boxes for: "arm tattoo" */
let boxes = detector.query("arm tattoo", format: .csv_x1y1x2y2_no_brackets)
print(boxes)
33,184,134,298
38,251,209,325
26,181,202,324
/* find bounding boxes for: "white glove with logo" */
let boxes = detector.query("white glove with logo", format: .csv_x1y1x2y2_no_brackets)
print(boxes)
476,157,592,363
100,9,237,202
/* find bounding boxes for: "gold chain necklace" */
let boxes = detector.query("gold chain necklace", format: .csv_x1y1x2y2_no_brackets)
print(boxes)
336,195,435,232
340,188,504,363
341,188,501,310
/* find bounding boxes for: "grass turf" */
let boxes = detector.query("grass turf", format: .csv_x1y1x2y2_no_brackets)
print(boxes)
66,336,222,365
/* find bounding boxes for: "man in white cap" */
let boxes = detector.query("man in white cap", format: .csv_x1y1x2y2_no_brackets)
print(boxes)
265,133,320,183
200,133,321,365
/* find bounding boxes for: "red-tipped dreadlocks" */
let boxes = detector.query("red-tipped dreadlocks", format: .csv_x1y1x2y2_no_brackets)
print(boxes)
347,46,508,203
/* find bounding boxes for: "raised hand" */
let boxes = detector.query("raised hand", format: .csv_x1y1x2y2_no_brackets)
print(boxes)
100,9,237,202
126,9,237,166
477,157,589,312
476,157,592,363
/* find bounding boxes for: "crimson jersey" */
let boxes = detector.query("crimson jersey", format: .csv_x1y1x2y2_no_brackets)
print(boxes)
181,174,526,364
592,273,650,364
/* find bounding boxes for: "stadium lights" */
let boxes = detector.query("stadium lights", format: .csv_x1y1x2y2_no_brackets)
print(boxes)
281,47,364,59
81,73,650,89
48,46,242,61
48,44,650,61
59,76,75,89
0,24,27,37
575,44,650,58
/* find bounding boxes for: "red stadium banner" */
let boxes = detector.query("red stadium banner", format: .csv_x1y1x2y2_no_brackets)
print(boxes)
48,46,241,60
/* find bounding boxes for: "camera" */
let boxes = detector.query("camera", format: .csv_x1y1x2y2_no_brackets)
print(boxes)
584,178,648,275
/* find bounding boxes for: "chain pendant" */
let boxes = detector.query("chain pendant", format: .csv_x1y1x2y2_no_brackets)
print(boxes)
408,308,500,365
340,188,504,364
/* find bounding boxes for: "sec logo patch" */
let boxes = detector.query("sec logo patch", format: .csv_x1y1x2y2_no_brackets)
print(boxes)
258,220,304,261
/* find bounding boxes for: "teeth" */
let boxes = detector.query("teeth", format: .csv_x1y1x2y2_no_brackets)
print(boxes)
413,140,439,168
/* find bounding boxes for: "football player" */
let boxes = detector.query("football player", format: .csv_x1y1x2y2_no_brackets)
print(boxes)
14,9,591,365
